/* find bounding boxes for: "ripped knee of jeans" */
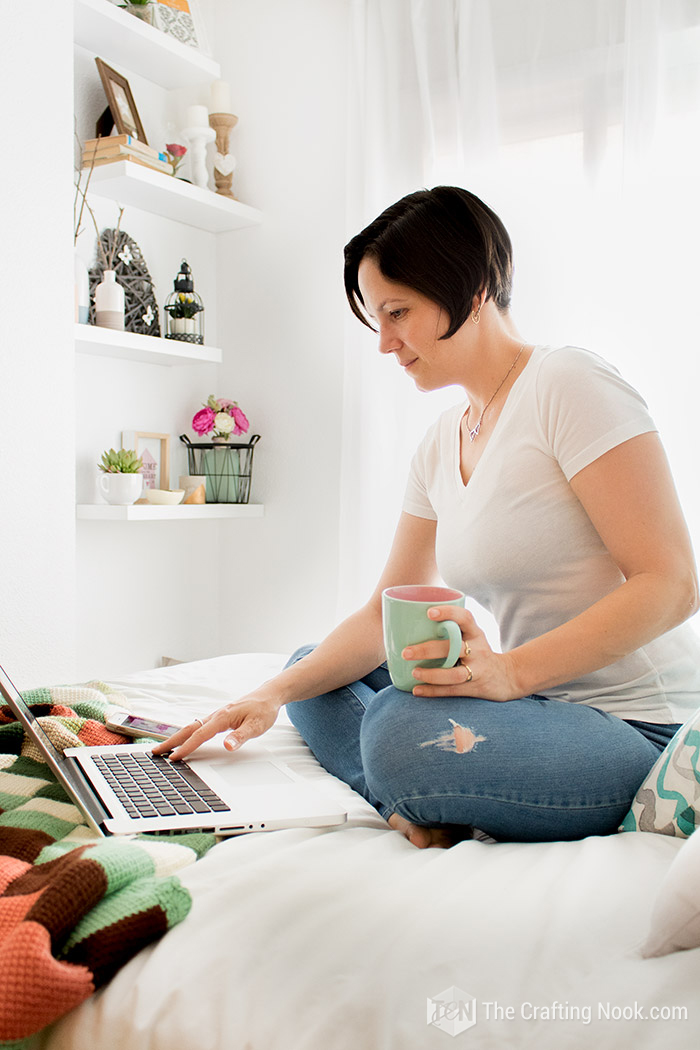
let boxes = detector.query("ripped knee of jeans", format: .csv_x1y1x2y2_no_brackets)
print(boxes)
419,719,487,754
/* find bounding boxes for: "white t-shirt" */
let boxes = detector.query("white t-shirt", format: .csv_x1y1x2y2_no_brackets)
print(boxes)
403,345,700,724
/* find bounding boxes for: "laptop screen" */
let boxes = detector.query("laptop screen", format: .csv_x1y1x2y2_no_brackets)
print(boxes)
0,664,108,830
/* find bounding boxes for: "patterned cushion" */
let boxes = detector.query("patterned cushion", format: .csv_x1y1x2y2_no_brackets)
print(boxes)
619,708,700,837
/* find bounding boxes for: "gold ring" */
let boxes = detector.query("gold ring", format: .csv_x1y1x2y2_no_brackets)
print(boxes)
193,717,204,728
464,642,471,658
464,665,473,683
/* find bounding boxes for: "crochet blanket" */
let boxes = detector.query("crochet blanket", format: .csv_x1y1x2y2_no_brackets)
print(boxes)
0,683,216,1048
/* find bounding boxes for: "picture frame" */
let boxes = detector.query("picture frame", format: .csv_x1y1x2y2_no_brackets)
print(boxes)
122,432,170,491
153,0,209,53
95,57,149,145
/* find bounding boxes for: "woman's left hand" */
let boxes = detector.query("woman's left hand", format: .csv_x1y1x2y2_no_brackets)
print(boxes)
402,605,521,702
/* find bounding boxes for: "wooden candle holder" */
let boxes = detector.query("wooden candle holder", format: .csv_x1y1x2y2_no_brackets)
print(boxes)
209,113,239,199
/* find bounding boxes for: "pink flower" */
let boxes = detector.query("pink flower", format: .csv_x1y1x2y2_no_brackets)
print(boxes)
217,398,236,411
166,143,187,157
192,407,216,434
231,406,249,435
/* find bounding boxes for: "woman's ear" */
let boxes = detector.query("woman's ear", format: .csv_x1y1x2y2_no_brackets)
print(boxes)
471,290,486,325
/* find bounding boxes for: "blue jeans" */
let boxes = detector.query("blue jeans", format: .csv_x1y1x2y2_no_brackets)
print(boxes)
285,645,680,842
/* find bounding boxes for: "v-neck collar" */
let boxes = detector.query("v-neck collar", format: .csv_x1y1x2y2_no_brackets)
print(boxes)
453,346,542,494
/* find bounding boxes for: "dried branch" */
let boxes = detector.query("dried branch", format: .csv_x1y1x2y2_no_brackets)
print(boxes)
74,131,100,245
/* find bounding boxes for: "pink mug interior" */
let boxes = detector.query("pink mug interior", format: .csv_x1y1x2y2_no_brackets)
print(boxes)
383,585,464,603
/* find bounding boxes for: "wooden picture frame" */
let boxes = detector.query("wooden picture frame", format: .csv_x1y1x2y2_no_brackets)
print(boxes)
95,57,149,145
122,432,170,490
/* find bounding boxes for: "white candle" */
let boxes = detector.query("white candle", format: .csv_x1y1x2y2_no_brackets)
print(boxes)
209,80,232,114
184,104,209,128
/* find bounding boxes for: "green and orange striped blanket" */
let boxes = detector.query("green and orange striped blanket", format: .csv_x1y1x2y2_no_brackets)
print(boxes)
0,683,216,1048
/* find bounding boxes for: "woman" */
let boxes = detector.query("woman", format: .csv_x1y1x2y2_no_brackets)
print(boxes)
156,186,700,847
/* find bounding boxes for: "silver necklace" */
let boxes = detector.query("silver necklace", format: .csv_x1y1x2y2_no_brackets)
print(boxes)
464,344,526,442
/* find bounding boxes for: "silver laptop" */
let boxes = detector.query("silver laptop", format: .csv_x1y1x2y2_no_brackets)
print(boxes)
0,664,346,837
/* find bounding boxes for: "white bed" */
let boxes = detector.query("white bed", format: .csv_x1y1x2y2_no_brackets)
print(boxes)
39,653,700,1050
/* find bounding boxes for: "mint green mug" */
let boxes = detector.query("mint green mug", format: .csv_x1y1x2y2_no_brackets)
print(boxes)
382,585,466,692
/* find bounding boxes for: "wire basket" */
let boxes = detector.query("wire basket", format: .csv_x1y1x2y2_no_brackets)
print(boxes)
180,434,260,504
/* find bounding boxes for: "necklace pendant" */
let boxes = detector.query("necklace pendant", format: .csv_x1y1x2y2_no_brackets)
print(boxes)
468,423,480,442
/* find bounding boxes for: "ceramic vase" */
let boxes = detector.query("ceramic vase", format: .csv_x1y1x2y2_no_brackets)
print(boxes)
95,270,125,331
202,447,240,503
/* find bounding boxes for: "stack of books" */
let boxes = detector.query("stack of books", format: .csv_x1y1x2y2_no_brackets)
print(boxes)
81,136,174,176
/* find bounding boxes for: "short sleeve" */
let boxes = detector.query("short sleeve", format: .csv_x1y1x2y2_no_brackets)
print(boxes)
535,347,657,481
402,442,438,520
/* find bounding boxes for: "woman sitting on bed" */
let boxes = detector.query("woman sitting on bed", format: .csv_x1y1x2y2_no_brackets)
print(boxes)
157,186,700,847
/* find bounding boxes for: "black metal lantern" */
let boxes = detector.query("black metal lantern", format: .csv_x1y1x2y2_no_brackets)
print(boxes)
164,259,204,345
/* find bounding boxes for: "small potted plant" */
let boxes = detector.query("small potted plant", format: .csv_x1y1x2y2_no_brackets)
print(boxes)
120,0,155,25
166,293,204,337
98,448,144,505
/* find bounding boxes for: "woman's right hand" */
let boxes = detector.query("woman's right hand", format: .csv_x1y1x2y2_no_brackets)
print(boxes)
151,693,282,761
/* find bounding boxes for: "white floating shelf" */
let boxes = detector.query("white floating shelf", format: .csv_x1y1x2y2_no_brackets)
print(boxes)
75,323,222,365
74,0,220,88
77,504,264,521
86,161,262,232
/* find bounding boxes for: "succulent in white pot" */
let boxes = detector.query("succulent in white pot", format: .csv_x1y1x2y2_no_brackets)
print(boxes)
97,448,144,506
120,0,155,24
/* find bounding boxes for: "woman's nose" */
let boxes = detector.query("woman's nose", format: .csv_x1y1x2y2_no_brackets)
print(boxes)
377,324,401,355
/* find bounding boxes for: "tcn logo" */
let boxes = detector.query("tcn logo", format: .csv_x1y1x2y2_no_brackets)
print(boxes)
427,986,477,1037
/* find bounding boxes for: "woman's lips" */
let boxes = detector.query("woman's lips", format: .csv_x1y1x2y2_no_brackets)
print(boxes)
401,357,418,370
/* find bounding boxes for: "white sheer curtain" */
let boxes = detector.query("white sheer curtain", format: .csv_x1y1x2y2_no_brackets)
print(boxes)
337,0,700,622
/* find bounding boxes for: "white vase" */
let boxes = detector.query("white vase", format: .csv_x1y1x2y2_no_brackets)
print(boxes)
74,250,90,324
95,269,125,330
98,473,143,506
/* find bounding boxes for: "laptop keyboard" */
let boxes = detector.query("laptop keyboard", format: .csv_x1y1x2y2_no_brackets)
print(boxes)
92,751,231,820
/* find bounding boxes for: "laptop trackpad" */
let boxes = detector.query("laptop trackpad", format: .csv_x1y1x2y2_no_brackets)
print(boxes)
205,755,291,785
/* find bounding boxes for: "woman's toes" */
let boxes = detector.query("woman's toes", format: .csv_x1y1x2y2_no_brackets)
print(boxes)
387,813,453,849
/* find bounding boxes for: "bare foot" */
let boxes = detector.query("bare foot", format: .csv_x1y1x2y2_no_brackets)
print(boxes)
387,813,457,849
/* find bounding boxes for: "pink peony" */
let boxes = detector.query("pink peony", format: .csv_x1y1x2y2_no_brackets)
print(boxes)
192,407,216,434
228,403,247,432
166,143,187,157
231,405,249,435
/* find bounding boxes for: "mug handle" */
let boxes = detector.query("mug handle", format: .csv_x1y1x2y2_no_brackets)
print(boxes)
436,619,463,668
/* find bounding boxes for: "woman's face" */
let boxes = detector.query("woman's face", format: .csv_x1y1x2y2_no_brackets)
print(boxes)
356,256,460,391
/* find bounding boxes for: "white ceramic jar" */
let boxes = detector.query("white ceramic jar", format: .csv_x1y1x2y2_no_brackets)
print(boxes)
94,270,125,330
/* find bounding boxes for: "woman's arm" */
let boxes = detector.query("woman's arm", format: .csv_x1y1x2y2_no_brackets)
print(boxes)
510,430,699,694
408,432,699,700
157,511,439,758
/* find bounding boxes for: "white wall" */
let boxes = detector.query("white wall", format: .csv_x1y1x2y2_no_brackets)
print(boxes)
0,4,76,690
205,0,350,656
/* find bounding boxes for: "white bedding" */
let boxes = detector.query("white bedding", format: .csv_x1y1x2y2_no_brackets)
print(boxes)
40,654,700,1049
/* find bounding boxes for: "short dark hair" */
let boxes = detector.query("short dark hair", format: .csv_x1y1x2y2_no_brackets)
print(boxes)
343,186,513,339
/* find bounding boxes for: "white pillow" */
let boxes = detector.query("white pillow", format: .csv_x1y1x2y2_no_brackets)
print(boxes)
641,831,700,957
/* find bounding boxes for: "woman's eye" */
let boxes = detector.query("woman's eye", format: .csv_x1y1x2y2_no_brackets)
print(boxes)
389,309,406,320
